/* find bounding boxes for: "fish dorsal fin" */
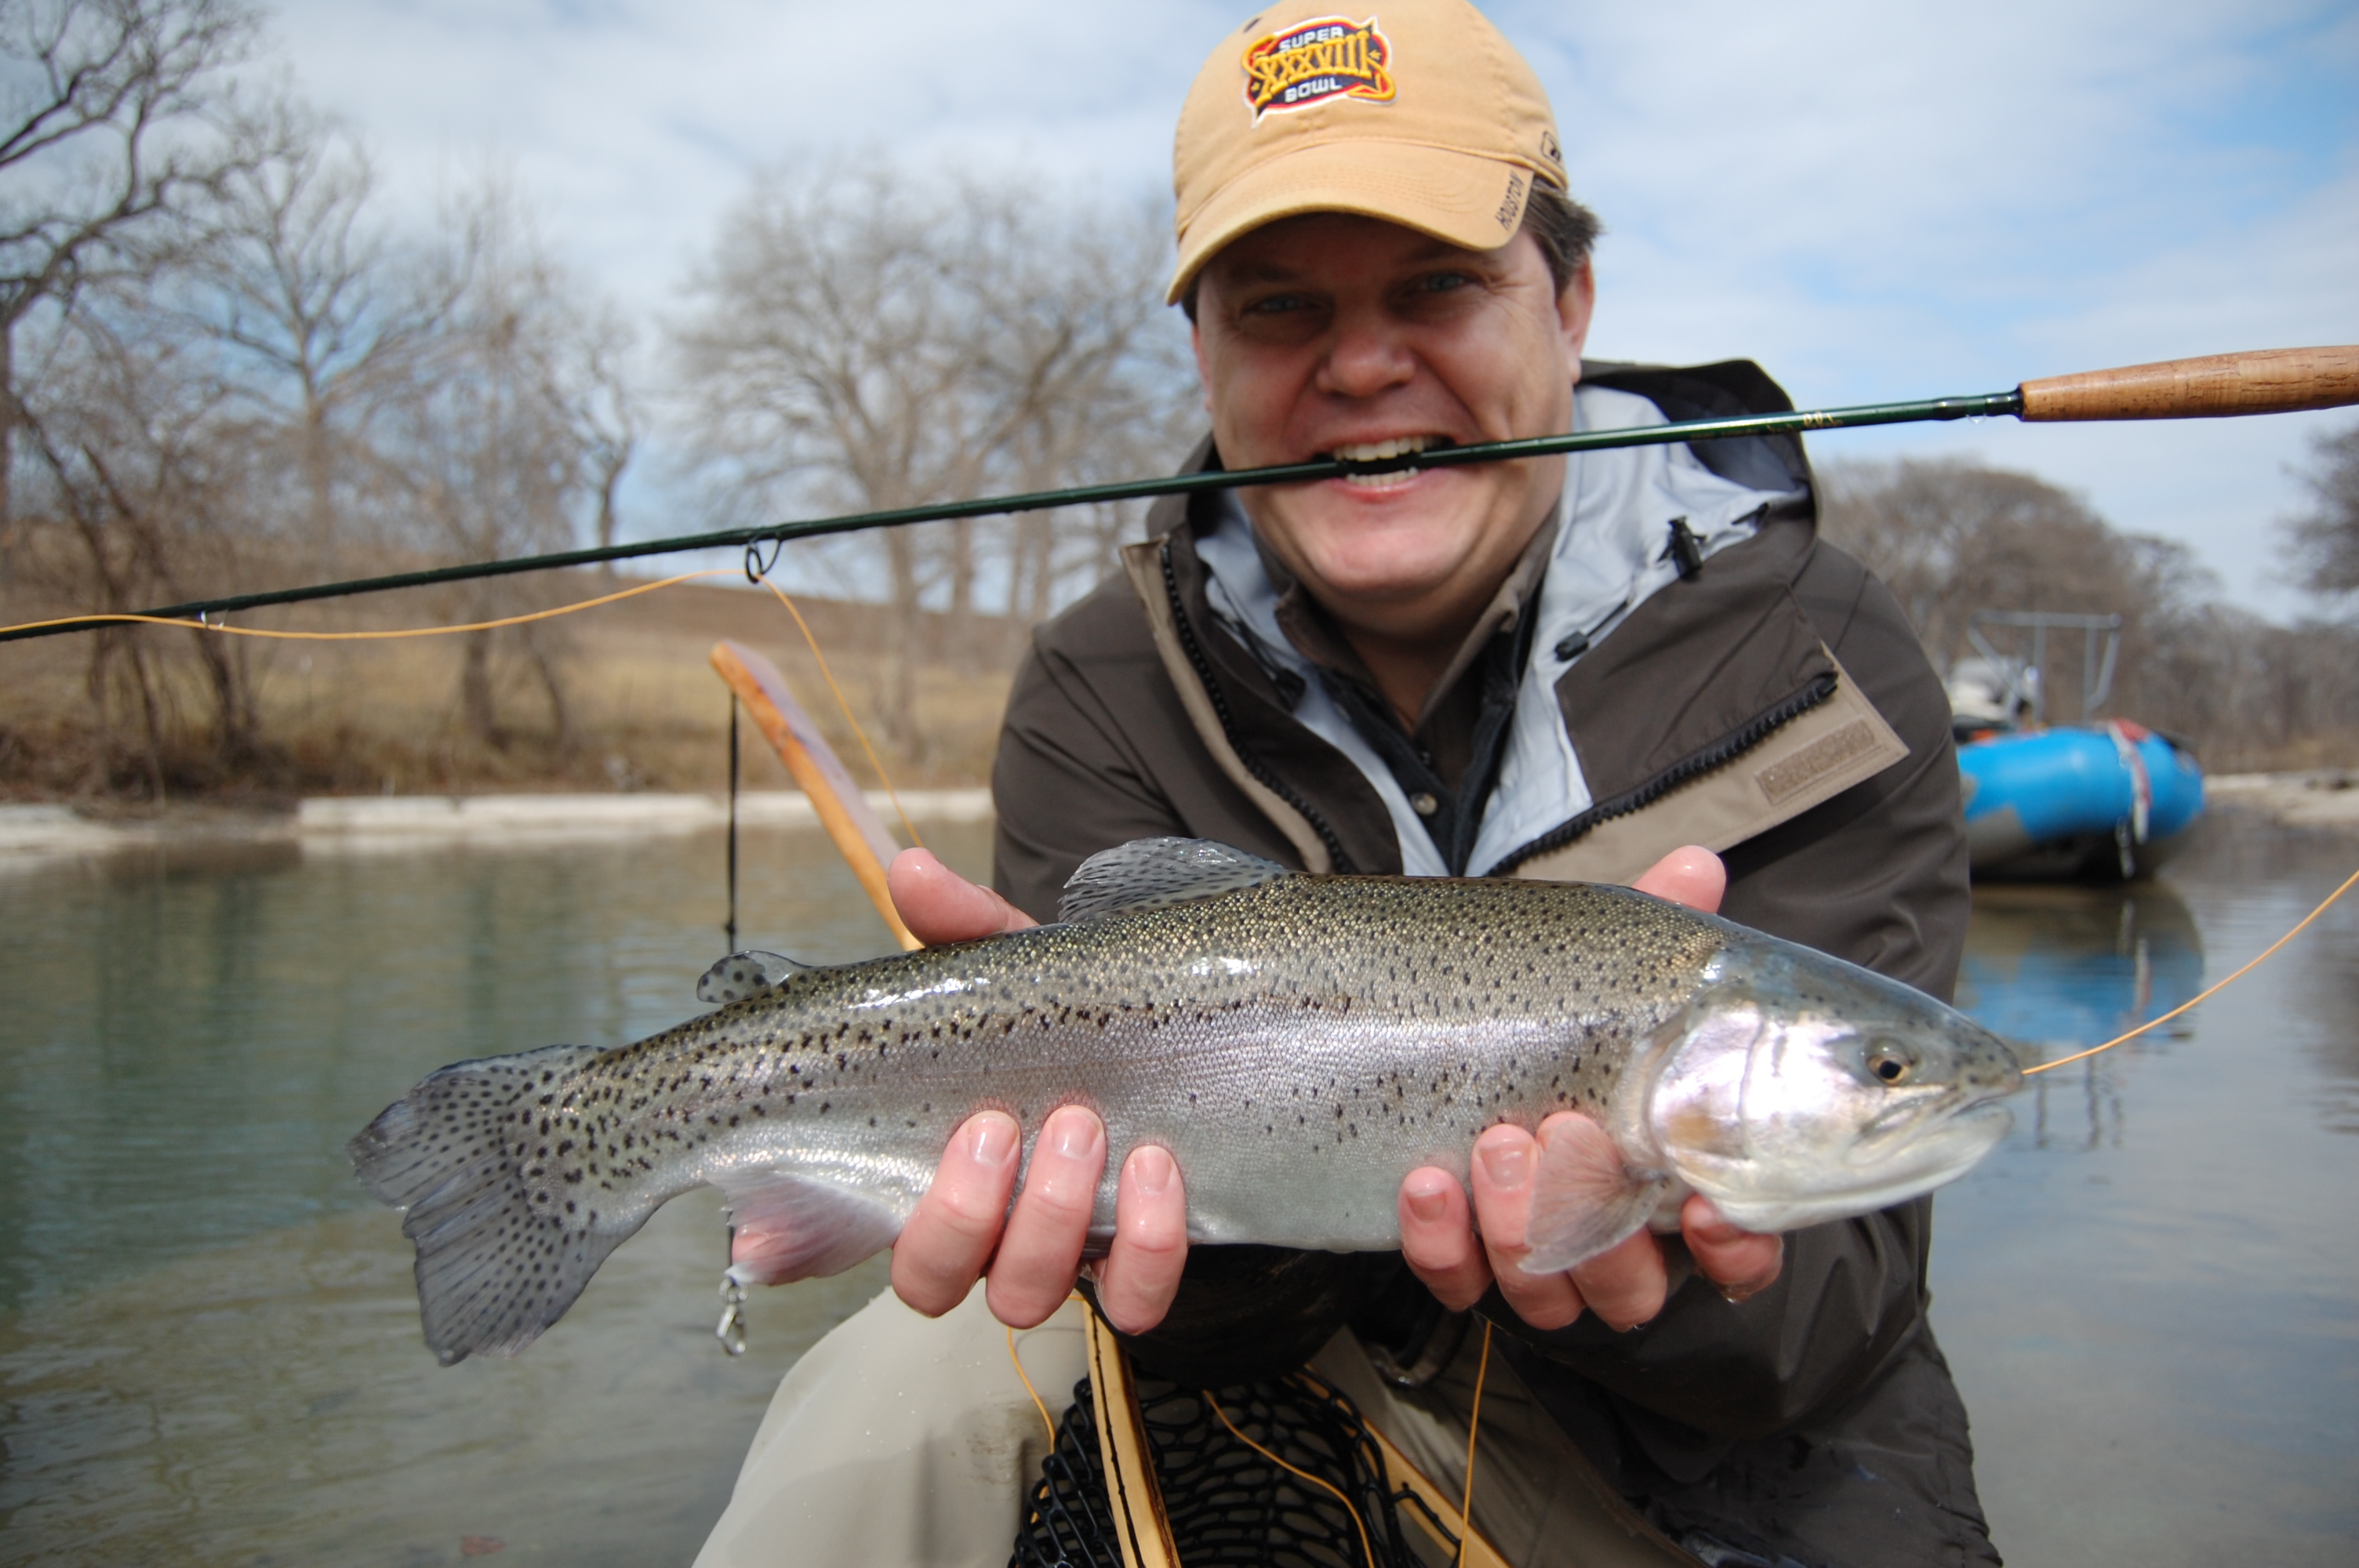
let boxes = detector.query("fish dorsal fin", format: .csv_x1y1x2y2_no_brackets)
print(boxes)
696,950,811,1006
1056,837,1292,924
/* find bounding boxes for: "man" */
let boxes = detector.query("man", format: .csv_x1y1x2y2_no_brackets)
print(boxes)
701,4,1997,1565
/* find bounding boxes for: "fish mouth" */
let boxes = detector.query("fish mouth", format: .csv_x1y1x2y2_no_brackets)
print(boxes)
1845,1097,2013,1181
1324,434,1457,489
1707,1100,2014,1233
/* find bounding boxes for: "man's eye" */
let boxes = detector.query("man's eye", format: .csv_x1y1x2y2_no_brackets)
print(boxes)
1417,271,1475,294
1243,292,1310,316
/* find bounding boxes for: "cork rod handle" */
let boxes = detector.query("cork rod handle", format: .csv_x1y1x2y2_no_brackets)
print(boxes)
2019,346,2359,422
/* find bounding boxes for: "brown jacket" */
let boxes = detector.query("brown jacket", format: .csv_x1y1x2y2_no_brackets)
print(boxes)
989,361,1996,1566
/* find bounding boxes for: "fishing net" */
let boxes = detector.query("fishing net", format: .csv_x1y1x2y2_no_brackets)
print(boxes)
1009,1370,1449,1568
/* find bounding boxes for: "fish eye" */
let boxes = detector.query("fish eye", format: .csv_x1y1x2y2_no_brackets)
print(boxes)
1866,1040,1916,1085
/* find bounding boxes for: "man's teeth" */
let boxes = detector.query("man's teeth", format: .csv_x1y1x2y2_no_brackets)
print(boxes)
1328,436,1441,488
1331,437,1438,463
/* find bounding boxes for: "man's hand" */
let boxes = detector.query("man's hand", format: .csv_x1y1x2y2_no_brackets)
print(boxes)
885,850,1190,1333
1398,845,1785,1329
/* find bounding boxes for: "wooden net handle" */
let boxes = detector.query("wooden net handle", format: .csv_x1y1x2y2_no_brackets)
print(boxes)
2019,346,2359,421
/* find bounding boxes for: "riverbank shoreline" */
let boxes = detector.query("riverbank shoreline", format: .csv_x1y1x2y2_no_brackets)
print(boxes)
4,770,2347,866
2204,771,2359,830
0,788,995,864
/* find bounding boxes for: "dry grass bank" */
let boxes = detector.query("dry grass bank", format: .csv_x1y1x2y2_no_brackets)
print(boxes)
0,571,1020,804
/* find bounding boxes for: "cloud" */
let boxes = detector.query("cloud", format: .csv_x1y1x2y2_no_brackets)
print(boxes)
262,0,2359,618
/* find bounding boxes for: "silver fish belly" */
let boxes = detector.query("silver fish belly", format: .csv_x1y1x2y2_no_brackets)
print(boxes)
351,839,2020,1364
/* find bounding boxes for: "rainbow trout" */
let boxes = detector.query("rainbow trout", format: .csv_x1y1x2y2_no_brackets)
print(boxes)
351,838,2021,1364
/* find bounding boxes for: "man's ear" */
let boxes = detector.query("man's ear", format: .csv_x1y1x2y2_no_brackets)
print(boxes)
1557,261,1596,370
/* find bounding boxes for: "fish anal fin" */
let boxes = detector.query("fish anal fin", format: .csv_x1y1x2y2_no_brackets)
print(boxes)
718,1168,905,1285
1522,1116,1670,1274
1056,837,1292,924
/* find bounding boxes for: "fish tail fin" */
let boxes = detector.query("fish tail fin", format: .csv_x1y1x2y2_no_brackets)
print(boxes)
1522,1115,1671,1273
349,1042,639,1365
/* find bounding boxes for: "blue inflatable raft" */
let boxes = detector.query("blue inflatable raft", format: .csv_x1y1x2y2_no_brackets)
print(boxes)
1959,722,2205,881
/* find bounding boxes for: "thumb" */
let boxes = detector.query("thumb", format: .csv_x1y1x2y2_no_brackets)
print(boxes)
887,848,1036,945
1630,845,1726,914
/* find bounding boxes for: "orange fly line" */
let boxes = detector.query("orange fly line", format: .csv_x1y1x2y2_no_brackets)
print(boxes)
0,567,738,641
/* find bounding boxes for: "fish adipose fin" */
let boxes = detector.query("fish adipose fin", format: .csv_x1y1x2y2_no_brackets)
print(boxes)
1521,1116,1672,1274
716,1168,905,1285
1058,837,1292,923
348,1041,642,1365
696,950,810,1005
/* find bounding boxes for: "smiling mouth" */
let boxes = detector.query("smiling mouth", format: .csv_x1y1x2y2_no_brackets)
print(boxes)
1325,435,1456,488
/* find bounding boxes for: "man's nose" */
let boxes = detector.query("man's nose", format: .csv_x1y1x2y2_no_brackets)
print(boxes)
1314,311,1416,399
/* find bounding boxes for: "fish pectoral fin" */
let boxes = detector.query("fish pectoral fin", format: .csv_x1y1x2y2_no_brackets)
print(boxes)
696,950,811,1005
1056,837,1293,923
1521,1116,1671,1274
717,1168,905,1286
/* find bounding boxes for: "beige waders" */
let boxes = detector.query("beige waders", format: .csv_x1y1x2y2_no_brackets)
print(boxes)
696,1287,1699,1568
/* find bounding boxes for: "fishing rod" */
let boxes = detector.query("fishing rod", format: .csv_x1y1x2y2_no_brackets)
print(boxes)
5,344,2354,647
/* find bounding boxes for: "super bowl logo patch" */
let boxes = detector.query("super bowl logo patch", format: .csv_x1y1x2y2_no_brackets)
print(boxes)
1241,16,1395,120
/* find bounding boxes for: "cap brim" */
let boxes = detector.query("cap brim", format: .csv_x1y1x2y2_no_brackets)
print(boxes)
1166,139,1539,304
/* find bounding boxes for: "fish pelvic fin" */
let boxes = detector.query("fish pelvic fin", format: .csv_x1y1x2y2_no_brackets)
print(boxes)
1057,837,1292,923
1521,1115,1672,1274
717,1168,906,1286
696,950,810,1005
348,1042,643,1366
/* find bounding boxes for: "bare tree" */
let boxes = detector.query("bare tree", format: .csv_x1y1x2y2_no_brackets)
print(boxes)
0,0,258,535
0,16,658,795
1821,456,2359,767
671,159,1193,754
168,96,458,577
571,304,637,578
2282,422,2359,602
15,285,262,789
1819,456,2194,712
377,179,612,747
964,191,1198,630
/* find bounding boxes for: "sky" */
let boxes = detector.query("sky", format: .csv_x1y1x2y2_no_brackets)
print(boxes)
263,0,2359,621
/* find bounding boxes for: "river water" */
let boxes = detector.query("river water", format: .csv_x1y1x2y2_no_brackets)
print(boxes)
1,813,2352,1566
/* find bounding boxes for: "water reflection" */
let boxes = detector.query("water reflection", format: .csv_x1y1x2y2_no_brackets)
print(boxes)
1958,880,2205,1051
1955,880,2205,1154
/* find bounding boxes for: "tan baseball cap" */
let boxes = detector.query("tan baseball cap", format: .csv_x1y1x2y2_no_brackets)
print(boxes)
1168,1,1567,303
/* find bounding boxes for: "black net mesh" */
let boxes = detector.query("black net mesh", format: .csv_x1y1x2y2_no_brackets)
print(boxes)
1010,1370,1450,1568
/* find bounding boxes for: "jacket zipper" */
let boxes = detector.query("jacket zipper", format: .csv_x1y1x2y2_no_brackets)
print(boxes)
1488,670,1841,876
1161,539,1358,874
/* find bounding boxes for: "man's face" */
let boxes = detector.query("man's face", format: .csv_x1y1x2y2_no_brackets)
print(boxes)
1190,212,1594,648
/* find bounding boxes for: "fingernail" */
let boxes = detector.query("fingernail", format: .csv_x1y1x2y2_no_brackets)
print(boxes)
967,1112,1017,1166
1049,1106,1102,1160
1405,1186,1448,1225
1128,1144,1174,1196
1478,1138,1529,1188
1719,1278,1766,1305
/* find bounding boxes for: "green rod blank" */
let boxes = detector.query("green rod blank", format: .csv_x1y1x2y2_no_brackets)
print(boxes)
0,388,2023,644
